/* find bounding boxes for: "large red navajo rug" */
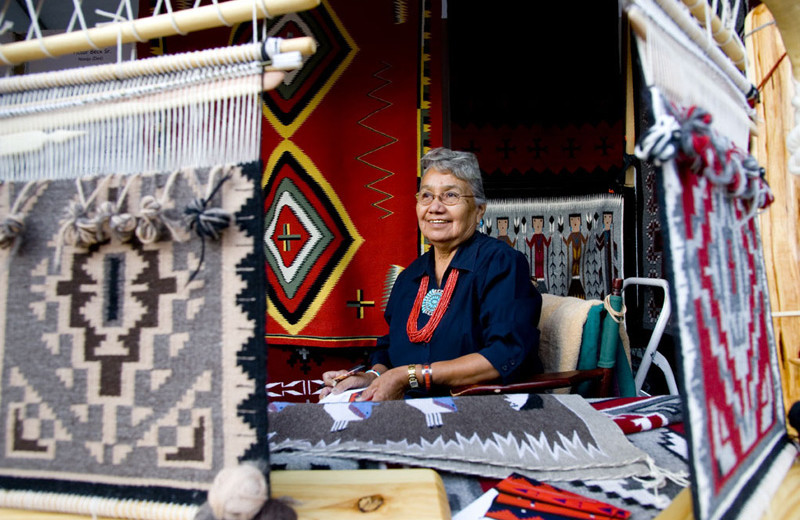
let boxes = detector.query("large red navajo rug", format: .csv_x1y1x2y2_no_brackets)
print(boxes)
138,1,444,402
637,97,796,520
260,0,435,351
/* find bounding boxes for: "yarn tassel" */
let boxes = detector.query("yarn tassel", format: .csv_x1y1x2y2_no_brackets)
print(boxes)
0,180,47,267
635,90,773,227
135,169,184,244
95,174,139,243
0,181,37,250
53,176,112,269
184,166,232,283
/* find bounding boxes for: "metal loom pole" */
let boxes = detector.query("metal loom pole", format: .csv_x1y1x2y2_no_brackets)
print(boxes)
0,0,320,66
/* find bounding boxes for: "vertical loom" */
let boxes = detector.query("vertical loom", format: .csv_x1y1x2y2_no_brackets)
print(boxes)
0,1,319,518
623,1,797,520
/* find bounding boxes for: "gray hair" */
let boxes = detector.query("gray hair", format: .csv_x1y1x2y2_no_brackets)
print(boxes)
420,147,486,205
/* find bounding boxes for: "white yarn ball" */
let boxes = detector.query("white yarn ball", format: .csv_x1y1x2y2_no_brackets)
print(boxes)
788,115,800,175
207,464,269,520
790,86,800,175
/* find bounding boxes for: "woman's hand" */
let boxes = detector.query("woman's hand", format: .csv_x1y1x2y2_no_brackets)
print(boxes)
317,370,373,401
355,366,408,401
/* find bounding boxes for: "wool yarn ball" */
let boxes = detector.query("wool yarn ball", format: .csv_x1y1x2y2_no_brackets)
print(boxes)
207,464,269,520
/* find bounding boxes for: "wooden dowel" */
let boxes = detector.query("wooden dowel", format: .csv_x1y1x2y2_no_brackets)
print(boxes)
624,18,637,188
0,38,308,93
635,0,754,98
276,36,316,56
628,9,648,41
0,0,320,66
680,0,747,71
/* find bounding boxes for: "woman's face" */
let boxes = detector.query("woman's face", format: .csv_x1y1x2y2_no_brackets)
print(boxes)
416,169,486,252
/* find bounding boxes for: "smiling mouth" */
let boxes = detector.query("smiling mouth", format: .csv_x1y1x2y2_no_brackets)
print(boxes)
428,219,449,224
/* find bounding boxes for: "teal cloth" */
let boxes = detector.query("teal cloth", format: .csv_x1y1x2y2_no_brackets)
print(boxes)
575,304,603,373
574,297,636,397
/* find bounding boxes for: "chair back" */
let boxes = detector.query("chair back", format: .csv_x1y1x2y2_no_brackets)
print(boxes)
536,285,635,397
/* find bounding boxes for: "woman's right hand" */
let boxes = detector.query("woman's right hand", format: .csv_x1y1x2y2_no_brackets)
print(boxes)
355,366,408,401
317,370,374,401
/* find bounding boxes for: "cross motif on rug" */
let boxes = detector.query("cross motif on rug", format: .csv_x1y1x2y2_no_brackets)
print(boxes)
595,136,613,156
346,289,375,319
527,138,548,159
464,140,481,154
562,138,581,158
277,223,303,252
496,138,517,159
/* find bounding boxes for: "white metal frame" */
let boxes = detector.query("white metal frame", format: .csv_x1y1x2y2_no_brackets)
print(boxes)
622,277,679,396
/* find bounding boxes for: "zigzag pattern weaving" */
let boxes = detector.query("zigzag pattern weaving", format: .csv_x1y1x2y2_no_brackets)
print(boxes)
269,394,655,482
261,0,422,349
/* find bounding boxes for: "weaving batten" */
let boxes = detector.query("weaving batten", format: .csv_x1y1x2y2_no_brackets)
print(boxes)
0,0,320,66
0,34,308,168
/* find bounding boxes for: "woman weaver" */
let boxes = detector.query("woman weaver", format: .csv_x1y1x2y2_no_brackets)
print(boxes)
319,148,543,401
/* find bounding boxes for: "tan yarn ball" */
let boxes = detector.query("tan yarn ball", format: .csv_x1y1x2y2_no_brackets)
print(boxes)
208,464,269,520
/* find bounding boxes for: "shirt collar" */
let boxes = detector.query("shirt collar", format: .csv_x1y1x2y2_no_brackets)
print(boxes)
408,232,484,281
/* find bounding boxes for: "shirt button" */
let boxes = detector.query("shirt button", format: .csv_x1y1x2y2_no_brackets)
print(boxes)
510,360,516,366
502,365,508,371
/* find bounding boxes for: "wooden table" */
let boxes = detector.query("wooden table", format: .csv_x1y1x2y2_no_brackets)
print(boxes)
654,457,800,520
0,468,451,520
272,469,450,519
0,460,798,519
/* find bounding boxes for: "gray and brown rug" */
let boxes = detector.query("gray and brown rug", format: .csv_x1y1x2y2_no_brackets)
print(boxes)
0,163,266,517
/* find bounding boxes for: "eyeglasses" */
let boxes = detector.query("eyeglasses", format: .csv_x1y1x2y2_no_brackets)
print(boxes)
415,190,475,206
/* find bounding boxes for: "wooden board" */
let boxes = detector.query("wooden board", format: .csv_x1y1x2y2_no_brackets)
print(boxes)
0,469,451,520
654,457,800,520
272,469,451,519
2,463,800,519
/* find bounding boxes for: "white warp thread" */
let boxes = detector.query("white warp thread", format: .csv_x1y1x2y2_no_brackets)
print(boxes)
0,61,262,182
627,0,753,149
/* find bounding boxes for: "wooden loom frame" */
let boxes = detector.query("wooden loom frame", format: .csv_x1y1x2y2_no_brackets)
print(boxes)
0,0,320,67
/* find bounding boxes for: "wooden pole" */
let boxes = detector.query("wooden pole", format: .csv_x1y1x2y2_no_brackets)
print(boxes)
624,18,637,187
762,0,800,81
0,0,320,66
746,4,800,438
0,38,310,93
680,0,747,71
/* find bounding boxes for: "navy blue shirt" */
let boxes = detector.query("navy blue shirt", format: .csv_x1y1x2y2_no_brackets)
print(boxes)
371,232,542,384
